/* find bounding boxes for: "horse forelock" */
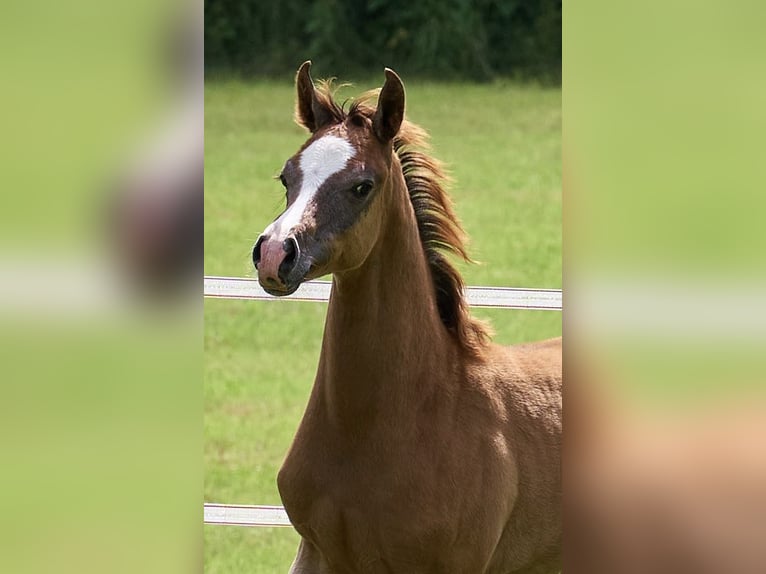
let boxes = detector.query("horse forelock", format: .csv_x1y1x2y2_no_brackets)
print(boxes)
308,81,492,356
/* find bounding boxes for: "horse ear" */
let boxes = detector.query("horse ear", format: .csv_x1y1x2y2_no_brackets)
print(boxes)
373,68,405,143
295,60,335,133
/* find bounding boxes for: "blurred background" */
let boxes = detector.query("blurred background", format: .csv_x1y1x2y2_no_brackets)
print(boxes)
0,1,201,573
566,2,766,571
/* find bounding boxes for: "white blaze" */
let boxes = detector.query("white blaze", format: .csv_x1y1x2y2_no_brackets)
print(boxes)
265,135,355,239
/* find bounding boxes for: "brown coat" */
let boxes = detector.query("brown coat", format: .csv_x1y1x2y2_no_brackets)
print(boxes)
254,62,562,573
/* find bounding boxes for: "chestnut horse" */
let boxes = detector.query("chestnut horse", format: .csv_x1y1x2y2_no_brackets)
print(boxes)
252,62,561,574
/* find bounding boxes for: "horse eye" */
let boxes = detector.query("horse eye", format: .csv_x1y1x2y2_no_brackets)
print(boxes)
352,181,373,198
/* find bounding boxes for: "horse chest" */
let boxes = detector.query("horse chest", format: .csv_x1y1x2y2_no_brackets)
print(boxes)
278,423,512,573
280,466,463,573
279,436,432,531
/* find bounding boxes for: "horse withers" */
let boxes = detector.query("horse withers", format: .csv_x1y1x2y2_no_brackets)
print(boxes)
252,61,561,574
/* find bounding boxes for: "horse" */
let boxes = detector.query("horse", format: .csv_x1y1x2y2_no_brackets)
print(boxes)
252,61,561,574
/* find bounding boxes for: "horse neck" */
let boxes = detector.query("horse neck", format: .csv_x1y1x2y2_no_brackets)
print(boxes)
316,164,456,428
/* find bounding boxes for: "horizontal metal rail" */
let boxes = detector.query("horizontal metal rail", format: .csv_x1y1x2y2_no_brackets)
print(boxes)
204,276,562,311
204,503,291,527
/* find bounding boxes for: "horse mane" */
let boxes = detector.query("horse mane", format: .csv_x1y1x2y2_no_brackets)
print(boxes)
302,82,492,356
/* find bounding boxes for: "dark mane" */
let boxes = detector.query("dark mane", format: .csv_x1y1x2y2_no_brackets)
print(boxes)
305,82,491,355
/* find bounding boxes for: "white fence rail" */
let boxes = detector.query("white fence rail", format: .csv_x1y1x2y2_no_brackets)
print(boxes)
204,276,562,311
204,503,291,527
204,275,561,527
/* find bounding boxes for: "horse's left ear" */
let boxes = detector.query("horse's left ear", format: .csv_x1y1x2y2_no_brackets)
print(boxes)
373,68,405,143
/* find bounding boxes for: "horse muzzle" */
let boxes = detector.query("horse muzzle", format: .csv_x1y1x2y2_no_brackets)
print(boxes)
252,233,312,296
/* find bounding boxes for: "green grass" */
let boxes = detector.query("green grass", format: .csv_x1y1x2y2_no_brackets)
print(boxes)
204,79,561,572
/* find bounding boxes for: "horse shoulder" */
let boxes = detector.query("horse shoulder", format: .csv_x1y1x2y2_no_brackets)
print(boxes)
488,338,562,432
464,340,562,573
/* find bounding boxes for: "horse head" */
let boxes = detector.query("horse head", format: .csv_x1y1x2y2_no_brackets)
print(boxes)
252,61,405,296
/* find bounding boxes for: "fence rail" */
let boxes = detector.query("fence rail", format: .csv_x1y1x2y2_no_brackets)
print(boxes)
204,275,561,527
204,276,562,311
204,503,291,527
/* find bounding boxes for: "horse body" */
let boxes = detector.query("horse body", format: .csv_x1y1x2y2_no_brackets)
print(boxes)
253,62,561,573
280,343,561,574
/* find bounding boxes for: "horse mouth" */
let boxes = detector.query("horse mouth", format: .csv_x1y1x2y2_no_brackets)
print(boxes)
258,262,312,297
255,242,327,297
261,283,301,297
263,286,299,297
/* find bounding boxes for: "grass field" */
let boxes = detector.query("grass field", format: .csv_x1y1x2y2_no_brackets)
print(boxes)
204,79,561,572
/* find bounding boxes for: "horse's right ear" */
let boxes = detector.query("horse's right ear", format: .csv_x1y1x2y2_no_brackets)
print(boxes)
372,68,405,143
295,61,335,133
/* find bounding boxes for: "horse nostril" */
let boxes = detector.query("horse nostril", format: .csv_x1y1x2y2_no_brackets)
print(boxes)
278,236,299,282
252,235,267,269
283,237,297,262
